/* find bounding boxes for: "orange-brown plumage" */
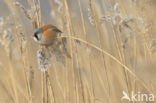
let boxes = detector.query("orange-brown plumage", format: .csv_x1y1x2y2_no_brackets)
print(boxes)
32,24,71,59
42,24,61,33
42,24,54,31
41,29,57,45
32,24,62,45
43,29,57,38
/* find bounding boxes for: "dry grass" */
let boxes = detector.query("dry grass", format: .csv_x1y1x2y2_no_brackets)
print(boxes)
0,0,156,103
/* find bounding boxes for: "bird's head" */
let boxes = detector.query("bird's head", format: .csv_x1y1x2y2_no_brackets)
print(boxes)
32,28,43,44
32,24,62,45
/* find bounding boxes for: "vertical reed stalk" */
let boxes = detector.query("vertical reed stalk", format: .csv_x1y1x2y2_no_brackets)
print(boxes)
77,0,95,103
89,0,110,96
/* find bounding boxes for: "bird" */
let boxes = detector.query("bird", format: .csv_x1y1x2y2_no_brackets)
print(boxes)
32,24,62,45
32,24,71,59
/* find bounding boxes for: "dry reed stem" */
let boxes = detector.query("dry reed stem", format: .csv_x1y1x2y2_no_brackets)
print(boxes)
8,60,19,103
4,1,34,103
38,0,42,27
75,53,86,103
0,55,20,103
116,24,132,97
22,58,34,103
89,0,110,91
115,1,152,96
42,72,45,103
70,0,89,102
15,21,33,103
58,35,154,95
132,32,137,98
46,71,56,103
75,83,80,103
0,63,30,101
63,0,77,102
3,2,20,103
32,0,40,27
143,32,154,62
77,0,96,103
116,0,153,95
53,63,66,99
105,0,132,97
46,73,49,103
16,36,33,103
48,1,66,102
32,1,47,103
49,1,68,100
112,22,132,98
118,14,132,95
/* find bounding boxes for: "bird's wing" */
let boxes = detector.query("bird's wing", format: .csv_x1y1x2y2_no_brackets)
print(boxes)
43,28,57,38
42,24,62,33
51,27,62,33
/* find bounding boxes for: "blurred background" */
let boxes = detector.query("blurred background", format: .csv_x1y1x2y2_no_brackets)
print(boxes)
0,0,156,103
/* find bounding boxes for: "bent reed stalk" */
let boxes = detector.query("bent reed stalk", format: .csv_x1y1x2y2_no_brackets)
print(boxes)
58,35,154,95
